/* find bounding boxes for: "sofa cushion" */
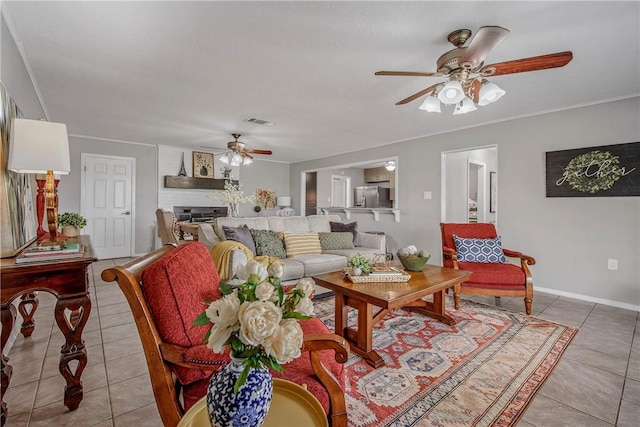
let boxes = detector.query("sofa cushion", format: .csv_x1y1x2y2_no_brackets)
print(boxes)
267,216,311,234
280,258,305,282
214,217,269,241
250,229,286,259
323,247,378,261
222,224,256,255
284,232,322,257
140,242,220,385
457,261,526,287
330,221,359,245
319,232,355,251
294,253,347,276
453,235,507,263
307,214,342,232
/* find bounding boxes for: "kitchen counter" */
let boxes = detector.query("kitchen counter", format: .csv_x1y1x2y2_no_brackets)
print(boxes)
319,207,400,222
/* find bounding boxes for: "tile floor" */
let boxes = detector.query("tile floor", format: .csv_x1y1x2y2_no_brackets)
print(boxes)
3,258,639,426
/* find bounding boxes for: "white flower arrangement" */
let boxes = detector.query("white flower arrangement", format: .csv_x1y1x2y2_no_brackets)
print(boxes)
194,260,314,393
213,181,256,217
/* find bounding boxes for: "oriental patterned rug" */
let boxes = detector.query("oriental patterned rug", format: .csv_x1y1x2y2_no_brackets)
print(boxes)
313,297,576,427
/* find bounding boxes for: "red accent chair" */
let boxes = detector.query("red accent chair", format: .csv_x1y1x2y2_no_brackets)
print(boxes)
101,242,348,427
440,223,536,314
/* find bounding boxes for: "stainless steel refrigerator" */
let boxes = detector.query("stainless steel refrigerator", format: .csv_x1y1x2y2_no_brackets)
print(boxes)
354,186,392,208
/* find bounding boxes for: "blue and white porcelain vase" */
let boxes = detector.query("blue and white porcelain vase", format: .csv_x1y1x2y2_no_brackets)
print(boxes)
206,356,273,427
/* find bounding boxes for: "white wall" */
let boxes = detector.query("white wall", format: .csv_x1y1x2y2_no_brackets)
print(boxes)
291,98,640,310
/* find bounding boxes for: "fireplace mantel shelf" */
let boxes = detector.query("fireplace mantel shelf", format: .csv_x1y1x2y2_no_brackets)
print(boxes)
319,207,400,222
163,176,238,190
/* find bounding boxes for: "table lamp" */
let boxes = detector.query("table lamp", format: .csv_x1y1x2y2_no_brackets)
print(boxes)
8,118,71,246
276,196,295,217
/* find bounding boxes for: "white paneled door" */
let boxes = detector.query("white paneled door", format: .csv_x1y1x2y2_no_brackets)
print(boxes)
82,154,134,259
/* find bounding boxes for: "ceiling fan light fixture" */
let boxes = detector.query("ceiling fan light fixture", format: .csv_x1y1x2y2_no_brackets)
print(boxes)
384,160,396,171
230,152,243,167
242,156,253,166
418,96,441,113
478,80,506,106
437,80,465,105
220,153,230,164
453,97,477,115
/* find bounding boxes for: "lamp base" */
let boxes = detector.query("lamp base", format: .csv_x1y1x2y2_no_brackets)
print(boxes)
37,233,68,245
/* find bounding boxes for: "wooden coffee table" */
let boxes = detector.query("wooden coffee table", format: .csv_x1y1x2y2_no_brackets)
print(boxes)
312,265,471,368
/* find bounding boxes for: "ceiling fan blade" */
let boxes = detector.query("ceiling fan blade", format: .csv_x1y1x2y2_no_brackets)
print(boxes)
396,83,441,105
458,26,510,69
375,71,441,77
479,51,573,77
245,149,272,155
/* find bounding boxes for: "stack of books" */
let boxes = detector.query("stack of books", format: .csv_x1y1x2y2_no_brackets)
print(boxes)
367,266,405,276
15,243,84,264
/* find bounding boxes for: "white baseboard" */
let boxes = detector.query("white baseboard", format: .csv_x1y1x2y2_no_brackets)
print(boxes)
535,286,640,312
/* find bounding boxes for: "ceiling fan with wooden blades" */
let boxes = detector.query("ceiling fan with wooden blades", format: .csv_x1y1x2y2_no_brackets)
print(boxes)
375,26,573,114
218,134,272,166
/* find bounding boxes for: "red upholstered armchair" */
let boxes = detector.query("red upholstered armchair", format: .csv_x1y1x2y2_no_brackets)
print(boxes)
440,223,536,315
101,242,349,427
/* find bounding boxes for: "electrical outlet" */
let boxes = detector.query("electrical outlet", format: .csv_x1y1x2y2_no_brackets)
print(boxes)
607,259,618,270
424,192,432,200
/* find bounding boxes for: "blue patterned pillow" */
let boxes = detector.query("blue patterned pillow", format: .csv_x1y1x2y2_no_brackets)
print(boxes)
453,235,508,263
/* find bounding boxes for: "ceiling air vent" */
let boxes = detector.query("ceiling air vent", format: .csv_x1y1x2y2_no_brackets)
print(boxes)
243,117,275,126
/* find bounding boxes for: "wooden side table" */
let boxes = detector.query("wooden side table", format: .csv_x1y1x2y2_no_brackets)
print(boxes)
178,378,328,427
0,236,96,425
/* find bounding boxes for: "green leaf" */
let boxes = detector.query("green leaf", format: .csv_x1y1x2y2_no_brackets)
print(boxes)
203,328,211,344
234,363,251,394
193,311,210,326
220,282,233,295
283,312,311,320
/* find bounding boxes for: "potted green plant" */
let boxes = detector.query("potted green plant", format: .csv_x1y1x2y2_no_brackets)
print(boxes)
58,212,87,237
347,254,371,276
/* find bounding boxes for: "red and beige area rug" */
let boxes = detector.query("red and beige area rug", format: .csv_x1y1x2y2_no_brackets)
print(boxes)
313,297,576,427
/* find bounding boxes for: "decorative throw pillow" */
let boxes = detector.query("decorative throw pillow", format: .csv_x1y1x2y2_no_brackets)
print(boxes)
222,224,256,255
330,221,359,245
250,229,286,259
283,232,322,258
318,232,355,251
453,235,508,263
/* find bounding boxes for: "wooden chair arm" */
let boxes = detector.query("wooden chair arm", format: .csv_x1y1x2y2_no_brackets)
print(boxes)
503,249,536,266
442,245,458,260
302,333,349,427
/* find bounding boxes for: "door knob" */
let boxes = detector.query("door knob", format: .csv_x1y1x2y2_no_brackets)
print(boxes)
122,211,131,215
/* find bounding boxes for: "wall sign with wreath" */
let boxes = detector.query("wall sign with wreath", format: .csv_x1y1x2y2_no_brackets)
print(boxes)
545,142,639,197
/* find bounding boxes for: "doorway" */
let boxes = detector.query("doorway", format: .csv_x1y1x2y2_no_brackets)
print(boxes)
81,153,135,259
331,175,350,208
305,172,317,216
441,146,497,224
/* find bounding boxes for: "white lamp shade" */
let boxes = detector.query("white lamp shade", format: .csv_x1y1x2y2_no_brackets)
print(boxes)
418,96,441,112
437,80,465,105
384,161,396,171
242,156,252,165
8,118,70,174
219,153,230,164
453,98,478,115
230,153,242,166
478,82,506,106
276,196,291,207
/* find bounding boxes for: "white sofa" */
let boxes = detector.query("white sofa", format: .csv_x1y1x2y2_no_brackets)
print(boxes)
198,215,385,282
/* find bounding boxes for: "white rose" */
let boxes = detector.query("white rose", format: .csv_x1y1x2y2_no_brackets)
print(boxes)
255,282,275,302
235,261,268,283
263,319,303,364
207,324,234,353
267,262,284,278
238,301,282,347
295,278,315,298
295,296,314,316
205,291,240,328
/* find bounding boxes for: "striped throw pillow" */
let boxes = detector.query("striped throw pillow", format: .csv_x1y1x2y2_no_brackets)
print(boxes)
283,232,322,258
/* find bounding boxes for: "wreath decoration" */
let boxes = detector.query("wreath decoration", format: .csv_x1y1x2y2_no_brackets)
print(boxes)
563,150,623,193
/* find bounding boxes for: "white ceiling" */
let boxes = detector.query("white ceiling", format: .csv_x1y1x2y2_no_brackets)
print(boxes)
3,1,639,164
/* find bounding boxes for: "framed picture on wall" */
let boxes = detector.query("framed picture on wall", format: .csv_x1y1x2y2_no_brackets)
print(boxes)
192,151,214,178
489,171,497,213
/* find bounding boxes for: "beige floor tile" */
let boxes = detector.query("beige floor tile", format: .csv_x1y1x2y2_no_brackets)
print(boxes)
521,394,613,426
28,387,112,427
622,378,640,406
97,301,133,317
105,352,150,385
571,324,633,359
100,322,138,344
4,410,30,427
102,335,144,362
99,310,134,330
562,344,629,377
108,374,156,417
4,380,38,418
112,403,162,427
616,399,640,427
